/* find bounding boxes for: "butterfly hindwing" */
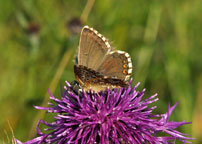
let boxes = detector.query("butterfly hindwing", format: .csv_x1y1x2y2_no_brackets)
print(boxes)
97,51,132,81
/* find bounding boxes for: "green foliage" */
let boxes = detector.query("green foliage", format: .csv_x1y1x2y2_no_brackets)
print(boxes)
0,0,201,143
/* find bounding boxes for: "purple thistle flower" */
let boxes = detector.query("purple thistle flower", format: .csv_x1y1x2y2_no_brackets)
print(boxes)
16,80,193,144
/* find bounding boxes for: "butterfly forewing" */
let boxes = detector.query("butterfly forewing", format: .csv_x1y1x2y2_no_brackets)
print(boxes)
78,26,112,70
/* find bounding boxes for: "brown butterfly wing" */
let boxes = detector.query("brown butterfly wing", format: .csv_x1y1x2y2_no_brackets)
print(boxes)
97,51,132,81
78,26,112,70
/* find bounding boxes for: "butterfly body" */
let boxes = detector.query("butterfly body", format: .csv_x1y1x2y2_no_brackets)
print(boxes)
74,26,132,91
74,65,127,91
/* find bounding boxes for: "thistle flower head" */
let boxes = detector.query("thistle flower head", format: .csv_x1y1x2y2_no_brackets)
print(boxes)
16,80,193,144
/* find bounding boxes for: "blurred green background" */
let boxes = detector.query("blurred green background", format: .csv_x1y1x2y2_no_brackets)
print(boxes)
0,0,201,143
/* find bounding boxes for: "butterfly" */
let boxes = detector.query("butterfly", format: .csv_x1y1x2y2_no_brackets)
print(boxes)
74,26,132,91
